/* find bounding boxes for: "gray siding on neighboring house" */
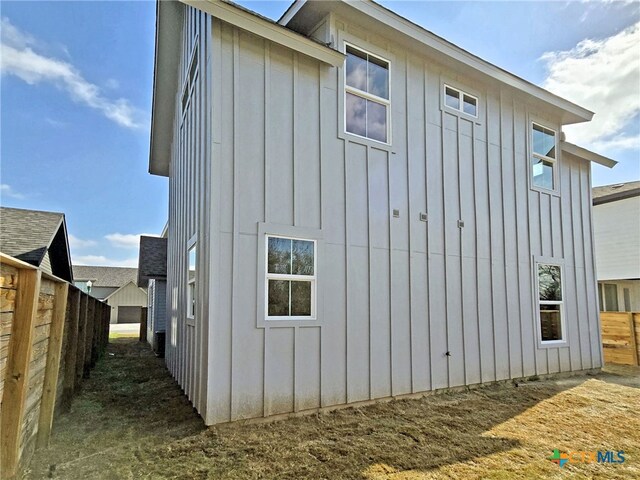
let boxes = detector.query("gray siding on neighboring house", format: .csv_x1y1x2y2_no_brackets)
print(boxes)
165,6,602,426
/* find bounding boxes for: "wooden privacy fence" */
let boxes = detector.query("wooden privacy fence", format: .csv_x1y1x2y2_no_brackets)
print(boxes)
601,312,640,366
0,253,110,478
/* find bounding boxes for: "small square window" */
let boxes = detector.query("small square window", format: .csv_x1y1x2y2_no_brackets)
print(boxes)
443,84,478,118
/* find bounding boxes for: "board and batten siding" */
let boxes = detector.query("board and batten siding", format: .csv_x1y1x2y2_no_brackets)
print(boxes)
165,7,602,425
165,5,212,417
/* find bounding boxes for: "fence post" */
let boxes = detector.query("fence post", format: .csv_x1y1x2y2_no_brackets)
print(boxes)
0,269,41,478
36,282,69,449
103,304,110,350
83,298,95,378
62,290,80,407
90,302,100,368
139,307,148,343
75,294,88,389
629,312,639,366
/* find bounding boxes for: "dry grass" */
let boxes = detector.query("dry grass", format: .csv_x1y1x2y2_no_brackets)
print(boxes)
25,340,639,479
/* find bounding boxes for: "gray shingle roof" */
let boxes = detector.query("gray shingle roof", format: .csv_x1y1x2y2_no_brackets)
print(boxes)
73,265,138,287
137,236,167,287
0,206,64,266
593,181,640,205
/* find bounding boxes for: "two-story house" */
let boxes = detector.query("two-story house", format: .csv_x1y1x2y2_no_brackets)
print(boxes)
593,181,640,312
148,0,615,425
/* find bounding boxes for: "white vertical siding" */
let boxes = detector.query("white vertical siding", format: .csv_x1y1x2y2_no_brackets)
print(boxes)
164,10,602,426
165,5,212,418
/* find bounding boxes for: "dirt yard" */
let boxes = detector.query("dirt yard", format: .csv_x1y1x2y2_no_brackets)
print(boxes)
25,339,639,479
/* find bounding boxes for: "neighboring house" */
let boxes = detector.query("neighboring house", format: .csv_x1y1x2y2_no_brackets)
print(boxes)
148,0,616,425
593,181,640,312
0,206,73,282
73,266,147,323
137,235,168,355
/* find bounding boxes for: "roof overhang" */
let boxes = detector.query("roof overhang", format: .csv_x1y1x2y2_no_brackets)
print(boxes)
149,0,344,177
561,142,617,168
280,0,594,126
149,0,183,177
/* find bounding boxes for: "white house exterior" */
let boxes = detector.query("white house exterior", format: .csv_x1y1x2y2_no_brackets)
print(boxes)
149,0,615,425
593,182,640,312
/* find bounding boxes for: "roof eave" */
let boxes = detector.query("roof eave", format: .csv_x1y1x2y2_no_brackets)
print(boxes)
181,0,344,66
281,0,593,124
149,0,183,178
561,142,617,168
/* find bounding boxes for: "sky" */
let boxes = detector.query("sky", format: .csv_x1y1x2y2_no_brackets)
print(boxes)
1,0,639,268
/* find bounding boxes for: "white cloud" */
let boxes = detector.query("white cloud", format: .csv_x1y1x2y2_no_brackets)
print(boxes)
73,254,138,268
0,17,147,130
540,21,640,152
0,184,25,199
105,233,154,249
68,234,97,249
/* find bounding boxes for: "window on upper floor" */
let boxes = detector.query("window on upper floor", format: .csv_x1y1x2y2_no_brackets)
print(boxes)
444,84,478,117
344,44,390,144
531,122,557,191
537,263,565,343
266,235,316,319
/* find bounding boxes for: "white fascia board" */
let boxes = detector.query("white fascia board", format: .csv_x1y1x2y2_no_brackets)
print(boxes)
562,142,617,168
180,0,344,67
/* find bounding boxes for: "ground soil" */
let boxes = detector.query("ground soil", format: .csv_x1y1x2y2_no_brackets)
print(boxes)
24,339,640,479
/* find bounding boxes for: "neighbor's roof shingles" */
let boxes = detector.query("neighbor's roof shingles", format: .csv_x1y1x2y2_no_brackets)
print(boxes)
0,206,64,266
593,181,640,205
73,265,138,287
137,236,167,287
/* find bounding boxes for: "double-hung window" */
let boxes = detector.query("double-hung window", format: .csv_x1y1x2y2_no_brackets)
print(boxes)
537,263,564,343
187,244,196,319
531,123,557,191
344,44,390,143
266,236,316,319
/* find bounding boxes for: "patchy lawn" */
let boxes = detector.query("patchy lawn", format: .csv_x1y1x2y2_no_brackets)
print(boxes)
25,339,639,479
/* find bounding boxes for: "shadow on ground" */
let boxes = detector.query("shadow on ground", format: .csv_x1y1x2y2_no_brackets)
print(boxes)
24,339,640,479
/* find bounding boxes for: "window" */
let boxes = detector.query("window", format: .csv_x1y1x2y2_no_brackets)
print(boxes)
531,122,557,191
266,236,316,319
344,44,390,143
538,264,564,343
187,244,196,319
604,283,619,312
624,288,631,312
444,84,478,117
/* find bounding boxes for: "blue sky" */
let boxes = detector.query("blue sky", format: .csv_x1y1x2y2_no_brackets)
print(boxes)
1,1,638,267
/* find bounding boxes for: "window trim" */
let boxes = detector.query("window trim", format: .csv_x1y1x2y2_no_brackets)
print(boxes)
256,223,323,328
529,120,560,195
343,41,392,146
534,259,567,347
265,234,317,321
186,235,197,325
443,83,478,118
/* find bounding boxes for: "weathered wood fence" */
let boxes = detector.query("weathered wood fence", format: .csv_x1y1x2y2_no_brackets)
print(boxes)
601,312,640,366
0,253,110,478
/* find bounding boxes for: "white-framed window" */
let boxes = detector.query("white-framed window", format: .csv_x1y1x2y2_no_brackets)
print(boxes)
537,263,565,343
344,43,390,144
187,243,197,319
531,122,557,191
444,84,478,117
599,283,619,312
265,235,316,320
